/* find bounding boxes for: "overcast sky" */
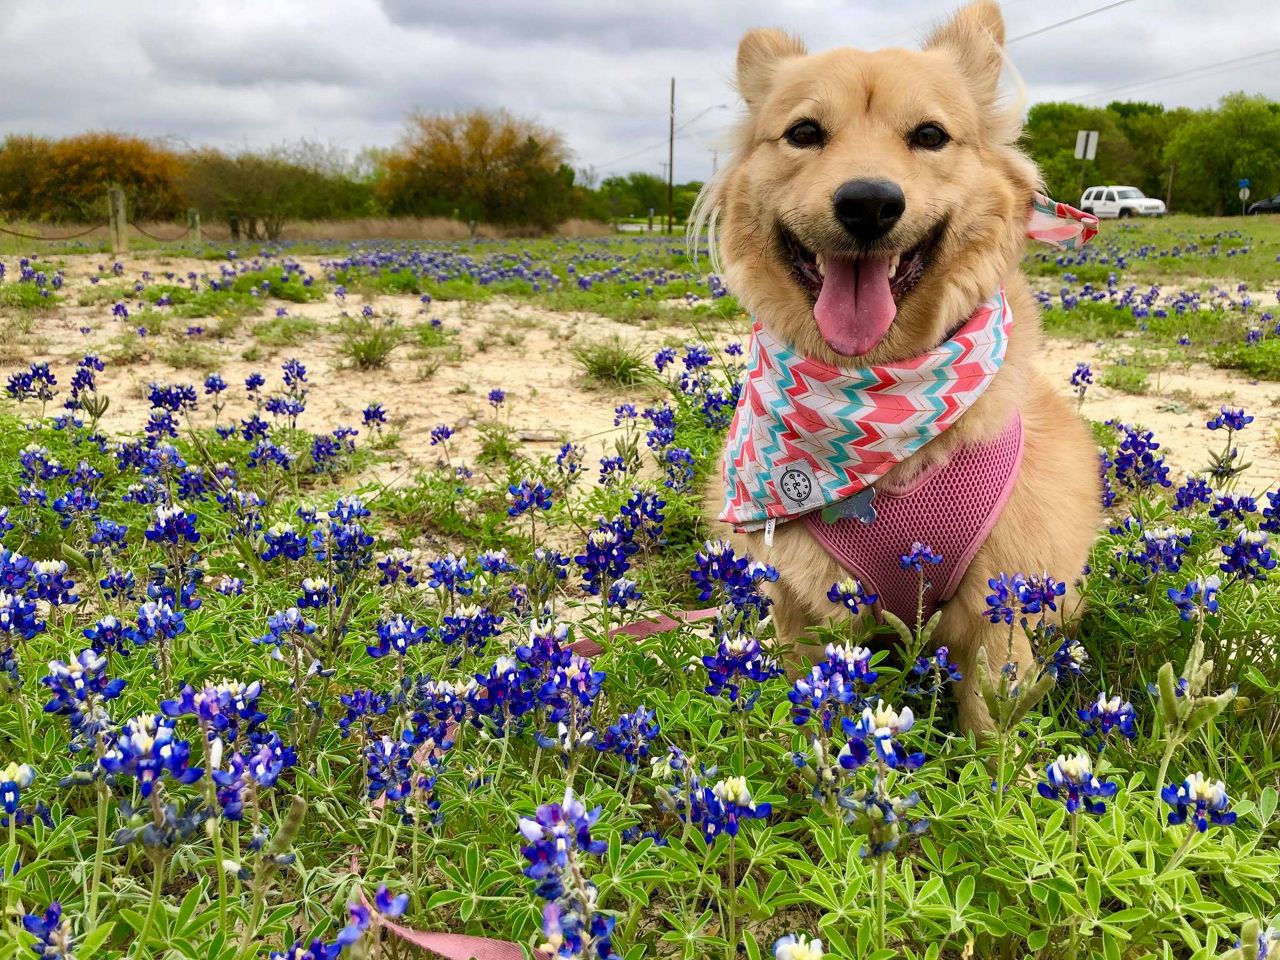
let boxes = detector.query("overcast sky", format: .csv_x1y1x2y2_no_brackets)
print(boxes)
1,0,1275,183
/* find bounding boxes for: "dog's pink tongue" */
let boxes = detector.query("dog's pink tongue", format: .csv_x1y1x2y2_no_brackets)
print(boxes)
813,257,897,357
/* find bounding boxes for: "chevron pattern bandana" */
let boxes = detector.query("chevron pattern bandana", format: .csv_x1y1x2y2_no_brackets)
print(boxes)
719,194,1097,529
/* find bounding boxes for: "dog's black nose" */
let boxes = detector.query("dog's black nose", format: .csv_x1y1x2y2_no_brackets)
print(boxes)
833,179,905,241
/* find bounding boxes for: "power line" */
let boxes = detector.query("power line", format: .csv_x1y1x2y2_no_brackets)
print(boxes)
1072,46,1280,101
1008,0,1139,43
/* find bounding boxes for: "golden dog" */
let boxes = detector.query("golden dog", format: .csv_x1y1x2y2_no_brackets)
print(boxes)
696,1,1100,731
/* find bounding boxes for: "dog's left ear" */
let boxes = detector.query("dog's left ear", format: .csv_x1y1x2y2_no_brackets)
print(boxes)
924,1,1005,105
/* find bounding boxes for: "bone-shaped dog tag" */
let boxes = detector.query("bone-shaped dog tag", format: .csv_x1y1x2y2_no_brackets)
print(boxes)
821,486,877,525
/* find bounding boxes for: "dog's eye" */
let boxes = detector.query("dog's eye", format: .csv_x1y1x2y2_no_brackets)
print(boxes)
909,123,949,150
784,121,824,148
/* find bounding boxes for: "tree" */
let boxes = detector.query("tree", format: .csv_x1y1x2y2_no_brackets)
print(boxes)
1164,93,1280,215
376,109,576,229
0,136,53,219
41,132,184,221
183,143,373,240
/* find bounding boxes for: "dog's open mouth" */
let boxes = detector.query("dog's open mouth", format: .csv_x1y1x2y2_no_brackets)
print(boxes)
781,224,943,357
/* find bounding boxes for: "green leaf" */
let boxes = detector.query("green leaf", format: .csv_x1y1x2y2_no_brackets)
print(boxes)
77,923,115,958
743,931,762,960
954,874,975,913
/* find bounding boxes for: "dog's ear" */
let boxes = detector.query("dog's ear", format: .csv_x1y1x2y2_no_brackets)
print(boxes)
737,29,806,109
924,1,1005,102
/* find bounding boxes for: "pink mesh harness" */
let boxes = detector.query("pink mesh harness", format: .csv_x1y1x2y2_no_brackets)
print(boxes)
805,414,1024,625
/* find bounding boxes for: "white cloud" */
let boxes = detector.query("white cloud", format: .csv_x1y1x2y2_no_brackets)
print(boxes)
0,0,1274,182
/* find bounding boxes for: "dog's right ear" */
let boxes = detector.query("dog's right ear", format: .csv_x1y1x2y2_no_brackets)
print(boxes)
736,29,806,109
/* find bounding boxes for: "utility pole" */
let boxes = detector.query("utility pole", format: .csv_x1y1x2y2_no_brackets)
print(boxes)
667,77,675,234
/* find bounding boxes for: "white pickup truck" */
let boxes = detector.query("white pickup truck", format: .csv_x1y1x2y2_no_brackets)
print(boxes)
1079,186,1166,219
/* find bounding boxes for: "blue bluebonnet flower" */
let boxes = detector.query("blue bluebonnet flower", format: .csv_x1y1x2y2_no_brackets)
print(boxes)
487,388,505,410
690,539,778,621
310,520,374,577
653,347,676,371
377,549,418,587
598,455,626,486
1162,772,1237,832
555,442,584,479
340,689,392,738
1220,529,1276,582
606,577,643,610
788,666,856,732
99,568,137,601
1111,423,1172,491
1069,362,1093,397
298,577,337,609
1047,635,1089,679
440,605,502,655
619,489,665,542
900,542,943,573
662,447,695,491
1209,494,1258,529
702,633,782,706
1,761,34,814
204,373,227,396
41,649,126,737
145,505,200,545
373,884,409,918
477,549,516,577
595,706,659,767
575,521,638,596
215,575,244,597
1125,525,1192,576
1263,490,1280,534
827,578,878,615
428,553,475,597
1036,752,1117,815
469,656,537,731
774,934,824,960
508,480,553,517
838,787,929,857
364,735,414,802
99,714,203,797
368,616,432,660
133,600,186,646
21,902,73,959
362,403,387,429
1207,407,1253,431
255,608,316,655
1174,475,1214,511
83,615,130,655
30,560,78,606
906,646,963,696
0,590,44,640
843,703,924,772
690,776,771,844
429,423,453,446
262,523,309,562
1167,577,1221,621
1078,692,1137,740
518,788,618,958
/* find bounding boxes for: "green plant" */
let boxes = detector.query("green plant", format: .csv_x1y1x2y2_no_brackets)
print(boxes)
570,336,650,388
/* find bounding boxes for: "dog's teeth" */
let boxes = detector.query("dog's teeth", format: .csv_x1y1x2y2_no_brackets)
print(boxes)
815,254,826,278
888,254,900,280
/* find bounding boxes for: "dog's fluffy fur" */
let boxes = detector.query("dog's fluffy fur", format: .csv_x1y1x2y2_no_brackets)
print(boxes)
697,1,1100,731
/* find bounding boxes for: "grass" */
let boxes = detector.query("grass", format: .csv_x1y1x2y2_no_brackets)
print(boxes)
569,336,651,388
1214,337,1280,380
336,314,401,368
252,314,321,348
1100,361,1150,395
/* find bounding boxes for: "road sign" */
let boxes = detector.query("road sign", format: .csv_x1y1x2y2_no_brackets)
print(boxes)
1074,130,1099,161
1239,178,1250,188
1240,187,1251,201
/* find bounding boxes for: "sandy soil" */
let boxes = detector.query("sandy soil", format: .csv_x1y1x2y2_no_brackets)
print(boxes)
7,252,1278,499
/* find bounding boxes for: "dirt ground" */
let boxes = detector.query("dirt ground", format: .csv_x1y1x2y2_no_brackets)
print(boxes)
10,252,1280,499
